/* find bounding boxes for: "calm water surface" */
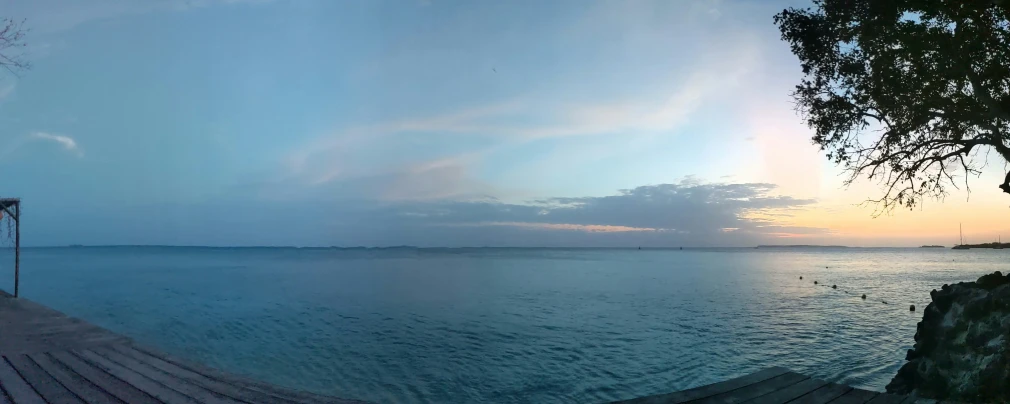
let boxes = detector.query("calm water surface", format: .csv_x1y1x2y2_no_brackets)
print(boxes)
0,247,1004,403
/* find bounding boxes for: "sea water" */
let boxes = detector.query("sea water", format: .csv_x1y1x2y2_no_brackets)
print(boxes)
0,246,1002,403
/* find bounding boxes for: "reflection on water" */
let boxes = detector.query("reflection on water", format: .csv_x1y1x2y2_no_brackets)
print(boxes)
0,247,1000,403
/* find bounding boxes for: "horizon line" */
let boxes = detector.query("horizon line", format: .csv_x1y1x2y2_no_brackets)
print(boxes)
0,244,939,249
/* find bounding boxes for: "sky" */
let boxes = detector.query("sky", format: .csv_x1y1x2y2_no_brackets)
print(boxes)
0,0,1007,247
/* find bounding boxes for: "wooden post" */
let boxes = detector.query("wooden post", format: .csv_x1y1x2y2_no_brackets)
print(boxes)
0,198,22,298
14,201,19,298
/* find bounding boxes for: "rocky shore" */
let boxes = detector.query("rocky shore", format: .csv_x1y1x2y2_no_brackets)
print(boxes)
886,271,1010,402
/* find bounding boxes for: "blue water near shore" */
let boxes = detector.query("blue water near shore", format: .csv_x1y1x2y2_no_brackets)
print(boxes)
0,246,1004,403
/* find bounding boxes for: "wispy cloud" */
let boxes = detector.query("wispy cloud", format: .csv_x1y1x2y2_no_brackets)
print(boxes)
31,132,82,157
262,0,770,206
3,0,274,34
0,81,15,100
280,40,758,201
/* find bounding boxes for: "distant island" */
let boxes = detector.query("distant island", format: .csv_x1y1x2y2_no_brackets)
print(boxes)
919,245,945,248
755,245,849,248
951,242,1009,250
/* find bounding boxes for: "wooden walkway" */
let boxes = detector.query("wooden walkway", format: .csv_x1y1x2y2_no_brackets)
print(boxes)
613,367,946,404
0,290,362,404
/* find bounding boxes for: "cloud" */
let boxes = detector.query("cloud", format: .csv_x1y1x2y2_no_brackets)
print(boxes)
31,132,82,156
331,179,827,246
265,0,768,205
449,222,658,233
258,152,501,204
0,81,15,100
280,41,757,199
37,179,825,247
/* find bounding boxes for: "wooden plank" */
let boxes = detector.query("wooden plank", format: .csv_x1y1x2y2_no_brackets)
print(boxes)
111,345,305,404
129,344,362,404
613,367,793,404
49,351,162,404
0,334,129,355
742,378,829,404
0,357,45,404
4,354,85,404
93,347,246,404
74,350,202,404
866,393,908,404
830,388,880,404
28,352,125,404
692,372,810,404
900,398,937,404
788,383,853,404
0,291,365,404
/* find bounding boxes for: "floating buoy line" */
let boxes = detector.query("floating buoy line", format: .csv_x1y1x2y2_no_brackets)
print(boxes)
799,275,918,311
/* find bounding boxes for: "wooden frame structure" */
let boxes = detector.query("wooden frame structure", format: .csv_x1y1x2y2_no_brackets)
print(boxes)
0,198,20,298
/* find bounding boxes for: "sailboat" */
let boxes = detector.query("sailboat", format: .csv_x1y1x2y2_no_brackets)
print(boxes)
952,223,970,249
997,236,1004,250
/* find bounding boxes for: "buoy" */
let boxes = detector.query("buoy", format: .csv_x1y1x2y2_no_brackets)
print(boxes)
814,281,818,284
910,305,915,311
832,285,837,289
861,294,866,299
799,276,803,280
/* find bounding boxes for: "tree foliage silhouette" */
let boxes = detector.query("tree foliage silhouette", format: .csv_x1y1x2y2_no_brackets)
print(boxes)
0,18,28,75
775,0,1009,213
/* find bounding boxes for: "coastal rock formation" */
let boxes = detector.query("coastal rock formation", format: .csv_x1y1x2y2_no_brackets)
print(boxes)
885,271,1010,402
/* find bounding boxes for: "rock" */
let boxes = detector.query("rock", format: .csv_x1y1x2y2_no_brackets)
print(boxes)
800,276,803,280
886,271,1010,402
910,304,915,311
862,294,866,299
976,271,1010,290
832,285,837,289
814,281,818,285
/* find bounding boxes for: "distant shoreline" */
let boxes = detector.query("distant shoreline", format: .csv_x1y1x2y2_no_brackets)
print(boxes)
754,245,849,248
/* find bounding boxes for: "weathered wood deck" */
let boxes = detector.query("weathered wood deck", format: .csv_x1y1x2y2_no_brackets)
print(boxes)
0,290,362,404
613,367,946,404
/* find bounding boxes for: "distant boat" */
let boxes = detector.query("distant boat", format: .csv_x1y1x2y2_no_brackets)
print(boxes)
953,223,970,249
997,236,1004,250
919,245,944,248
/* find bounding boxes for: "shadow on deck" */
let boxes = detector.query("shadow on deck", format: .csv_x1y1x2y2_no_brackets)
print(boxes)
0,290,364,404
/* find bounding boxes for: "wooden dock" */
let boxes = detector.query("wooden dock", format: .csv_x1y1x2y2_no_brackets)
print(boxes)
613,367,945,404
0,290,362,404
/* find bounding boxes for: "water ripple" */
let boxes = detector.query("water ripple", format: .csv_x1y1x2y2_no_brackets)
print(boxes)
0,247,1002,403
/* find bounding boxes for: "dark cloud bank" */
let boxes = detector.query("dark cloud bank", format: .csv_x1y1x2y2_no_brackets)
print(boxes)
27,181,827,247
